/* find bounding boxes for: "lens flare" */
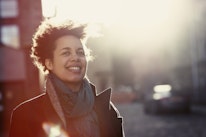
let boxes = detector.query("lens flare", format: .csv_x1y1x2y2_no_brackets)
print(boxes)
42,122,69,137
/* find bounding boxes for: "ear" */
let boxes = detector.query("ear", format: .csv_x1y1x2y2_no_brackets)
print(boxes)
45,59,53,71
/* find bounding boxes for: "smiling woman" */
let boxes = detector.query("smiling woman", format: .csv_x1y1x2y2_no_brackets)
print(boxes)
8,18,125,137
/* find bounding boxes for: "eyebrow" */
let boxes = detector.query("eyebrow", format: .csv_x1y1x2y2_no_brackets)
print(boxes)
60,47,71,51
60,47,84,51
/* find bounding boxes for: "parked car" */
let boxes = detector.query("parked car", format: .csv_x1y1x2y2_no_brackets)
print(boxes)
143,84,191,114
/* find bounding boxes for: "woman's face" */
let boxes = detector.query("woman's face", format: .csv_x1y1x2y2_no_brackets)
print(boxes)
46,35,87,88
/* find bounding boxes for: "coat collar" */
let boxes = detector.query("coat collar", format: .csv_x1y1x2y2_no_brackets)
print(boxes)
90,84,112,110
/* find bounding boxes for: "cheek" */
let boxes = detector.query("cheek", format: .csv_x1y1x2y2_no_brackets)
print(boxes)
56,57,67,65
52,59,66,71
83,59,87,68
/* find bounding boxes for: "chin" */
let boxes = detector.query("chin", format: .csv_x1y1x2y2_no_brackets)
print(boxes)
68,78,83,83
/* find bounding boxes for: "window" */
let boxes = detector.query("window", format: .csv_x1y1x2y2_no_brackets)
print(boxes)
1,25,20,48
0,0,18,18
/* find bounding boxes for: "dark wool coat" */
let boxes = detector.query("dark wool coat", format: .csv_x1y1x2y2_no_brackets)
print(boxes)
9,85,124,137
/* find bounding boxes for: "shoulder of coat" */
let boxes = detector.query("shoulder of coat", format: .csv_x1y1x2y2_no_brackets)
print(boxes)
13,93,46,111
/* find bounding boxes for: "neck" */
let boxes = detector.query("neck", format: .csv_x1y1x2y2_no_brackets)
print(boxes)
48,72,83,92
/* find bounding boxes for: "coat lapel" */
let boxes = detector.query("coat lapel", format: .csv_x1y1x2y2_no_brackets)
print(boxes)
90,85,114,137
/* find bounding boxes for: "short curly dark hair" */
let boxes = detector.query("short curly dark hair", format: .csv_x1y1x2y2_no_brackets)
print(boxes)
31,19,91,73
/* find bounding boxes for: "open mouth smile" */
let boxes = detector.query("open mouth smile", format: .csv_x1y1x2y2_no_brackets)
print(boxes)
66,66,81,73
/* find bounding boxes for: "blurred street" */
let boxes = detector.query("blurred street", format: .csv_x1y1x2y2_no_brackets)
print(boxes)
116,102,206,137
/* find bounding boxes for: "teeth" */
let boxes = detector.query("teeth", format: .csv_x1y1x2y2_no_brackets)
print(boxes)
69,67,80,70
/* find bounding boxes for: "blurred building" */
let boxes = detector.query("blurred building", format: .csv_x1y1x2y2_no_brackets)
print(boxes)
0,0,42,135
190,5,206,104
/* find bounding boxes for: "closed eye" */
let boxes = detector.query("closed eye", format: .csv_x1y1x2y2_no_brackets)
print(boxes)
61,51,71,56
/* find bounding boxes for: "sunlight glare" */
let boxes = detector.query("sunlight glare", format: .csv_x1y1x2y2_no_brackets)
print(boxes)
41,0,57,18
41,0,198,53
54,0,123,24
109,0,196,47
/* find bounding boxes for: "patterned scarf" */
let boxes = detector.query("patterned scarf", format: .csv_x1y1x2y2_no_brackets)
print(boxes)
47,73,100,137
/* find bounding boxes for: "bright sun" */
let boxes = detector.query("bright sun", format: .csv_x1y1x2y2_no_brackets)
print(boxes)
41,0,195,23
41,0,200,50
42,0,123,24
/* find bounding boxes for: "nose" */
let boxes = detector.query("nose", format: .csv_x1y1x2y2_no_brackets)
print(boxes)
70,52,80,61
